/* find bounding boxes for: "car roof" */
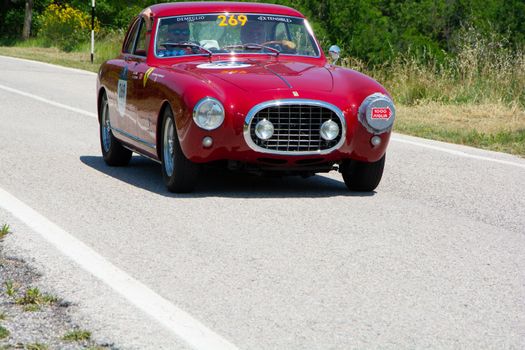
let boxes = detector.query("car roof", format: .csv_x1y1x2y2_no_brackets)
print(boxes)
148,1,305,18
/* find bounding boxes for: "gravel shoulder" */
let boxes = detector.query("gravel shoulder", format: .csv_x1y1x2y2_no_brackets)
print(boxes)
0,226,116,350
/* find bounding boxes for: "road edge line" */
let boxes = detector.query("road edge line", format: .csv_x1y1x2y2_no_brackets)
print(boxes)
391,135,525,169
0,54,98,76
0,83,97,119
0,187,239,350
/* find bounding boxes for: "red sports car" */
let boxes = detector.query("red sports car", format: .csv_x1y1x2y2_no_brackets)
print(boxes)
97,2,396,193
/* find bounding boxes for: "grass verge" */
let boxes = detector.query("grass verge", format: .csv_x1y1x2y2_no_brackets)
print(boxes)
396,103,525,156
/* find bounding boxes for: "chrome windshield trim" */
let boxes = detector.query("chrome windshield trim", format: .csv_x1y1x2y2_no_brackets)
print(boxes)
111,126,156,149
243,99,346,156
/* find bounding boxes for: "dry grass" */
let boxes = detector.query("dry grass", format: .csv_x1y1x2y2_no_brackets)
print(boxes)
0,31,122,73
397,103,525,133
395,103,525,156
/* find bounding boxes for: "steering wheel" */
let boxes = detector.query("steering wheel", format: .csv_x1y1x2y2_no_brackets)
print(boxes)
262,40,297,53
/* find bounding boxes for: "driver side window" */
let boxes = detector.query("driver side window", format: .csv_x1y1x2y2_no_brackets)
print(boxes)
123,19,140,54
134,18,148,56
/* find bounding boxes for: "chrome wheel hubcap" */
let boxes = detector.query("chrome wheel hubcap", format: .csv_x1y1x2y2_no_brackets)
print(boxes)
163,118,175,176
101,99,111,152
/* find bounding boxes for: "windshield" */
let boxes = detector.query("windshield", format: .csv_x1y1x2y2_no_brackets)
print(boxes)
155,13,320,58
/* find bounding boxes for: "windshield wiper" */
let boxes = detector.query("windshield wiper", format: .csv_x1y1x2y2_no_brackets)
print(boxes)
159,42,213,57
223,43,280,56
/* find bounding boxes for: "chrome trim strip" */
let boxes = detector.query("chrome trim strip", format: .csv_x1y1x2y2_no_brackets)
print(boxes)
264,65,293,88
243,99,346,156
122,145,162,164
111,126,157,149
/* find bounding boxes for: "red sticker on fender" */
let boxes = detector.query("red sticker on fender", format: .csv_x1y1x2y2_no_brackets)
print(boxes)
371,107,392,120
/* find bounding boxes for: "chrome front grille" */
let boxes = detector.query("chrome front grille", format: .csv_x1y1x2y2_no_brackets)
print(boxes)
244,100,345,155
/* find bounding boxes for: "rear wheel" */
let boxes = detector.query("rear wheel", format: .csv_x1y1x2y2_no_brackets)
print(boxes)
161,107,199,193
341,155,386,192
99,92,132,166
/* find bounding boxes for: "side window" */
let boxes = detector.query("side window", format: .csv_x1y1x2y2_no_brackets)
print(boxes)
123,19,140,54
134,18,148,56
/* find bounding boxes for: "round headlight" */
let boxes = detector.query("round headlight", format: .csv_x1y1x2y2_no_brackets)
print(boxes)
320,120,340,141
193,98,225,130
255,119,274,140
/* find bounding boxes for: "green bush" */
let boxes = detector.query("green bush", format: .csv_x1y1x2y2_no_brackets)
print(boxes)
37,3,99,52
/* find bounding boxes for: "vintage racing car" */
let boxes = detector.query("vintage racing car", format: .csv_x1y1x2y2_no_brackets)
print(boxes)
97,2,396,193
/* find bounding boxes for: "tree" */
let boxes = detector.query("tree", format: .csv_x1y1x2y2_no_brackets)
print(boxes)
22,0,33,39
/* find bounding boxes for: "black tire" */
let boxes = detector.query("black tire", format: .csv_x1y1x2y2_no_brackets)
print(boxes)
99,92,132,166
341,154,386,192
160,107,199,193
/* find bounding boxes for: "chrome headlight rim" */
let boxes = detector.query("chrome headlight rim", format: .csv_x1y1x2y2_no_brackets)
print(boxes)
358,93,396,134
192,97,225,131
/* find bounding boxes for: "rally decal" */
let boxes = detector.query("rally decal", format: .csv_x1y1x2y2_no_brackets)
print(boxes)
371,107,392,120
217,14,247,27
143,67,155,88
117,66,128,117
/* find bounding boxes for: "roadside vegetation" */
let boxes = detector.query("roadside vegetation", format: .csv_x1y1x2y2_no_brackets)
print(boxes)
0,0,523,156
0,223,112,350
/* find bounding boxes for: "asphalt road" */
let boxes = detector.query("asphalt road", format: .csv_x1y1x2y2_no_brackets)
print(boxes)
0,55,524,349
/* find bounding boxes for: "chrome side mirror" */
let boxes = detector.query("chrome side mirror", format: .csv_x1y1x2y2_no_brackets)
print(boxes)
328,45,341,65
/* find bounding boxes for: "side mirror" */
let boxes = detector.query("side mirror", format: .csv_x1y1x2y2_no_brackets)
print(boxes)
328,45,341,65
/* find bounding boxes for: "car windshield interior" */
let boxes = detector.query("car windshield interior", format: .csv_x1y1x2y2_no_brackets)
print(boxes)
155,13,320,58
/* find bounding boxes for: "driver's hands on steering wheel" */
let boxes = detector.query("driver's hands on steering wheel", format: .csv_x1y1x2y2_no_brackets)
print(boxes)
261,40,297,53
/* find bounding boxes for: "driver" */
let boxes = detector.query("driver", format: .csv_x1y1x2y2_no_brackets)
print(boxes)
167,21,190,43
158,20,194,57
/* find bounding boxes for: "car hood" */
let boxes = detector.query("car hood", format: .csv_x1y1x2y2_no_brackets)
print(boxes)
175,59,334,92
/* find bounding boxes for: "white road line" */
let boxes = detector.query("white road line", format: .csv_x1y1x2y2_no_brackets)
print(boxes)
0,188,239,350
0,83,97,118
0,54,97,76
391,135,525,169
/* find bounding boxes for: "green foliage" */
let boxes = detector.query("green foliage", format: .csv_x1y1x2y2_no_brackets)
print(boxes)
37,3,100,52
2,0,524,64
4,281,17,298
0,325,9,340
0,224,10,239
62,329,92,341
15,287,58,311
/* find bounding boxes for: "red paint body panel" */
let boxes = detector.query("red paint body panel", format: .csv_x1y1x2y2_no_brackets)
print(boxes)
97,2,395,169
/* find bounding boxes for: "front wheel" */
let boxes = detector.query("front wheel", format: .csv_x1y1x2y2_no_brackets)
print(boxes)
99,92,132,166
341,155,386,192
161,108,199,193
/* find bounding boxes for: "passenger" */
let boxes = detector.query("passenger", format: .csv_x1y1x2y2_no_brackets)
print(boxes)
240,21,267,44
240,20,296,53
